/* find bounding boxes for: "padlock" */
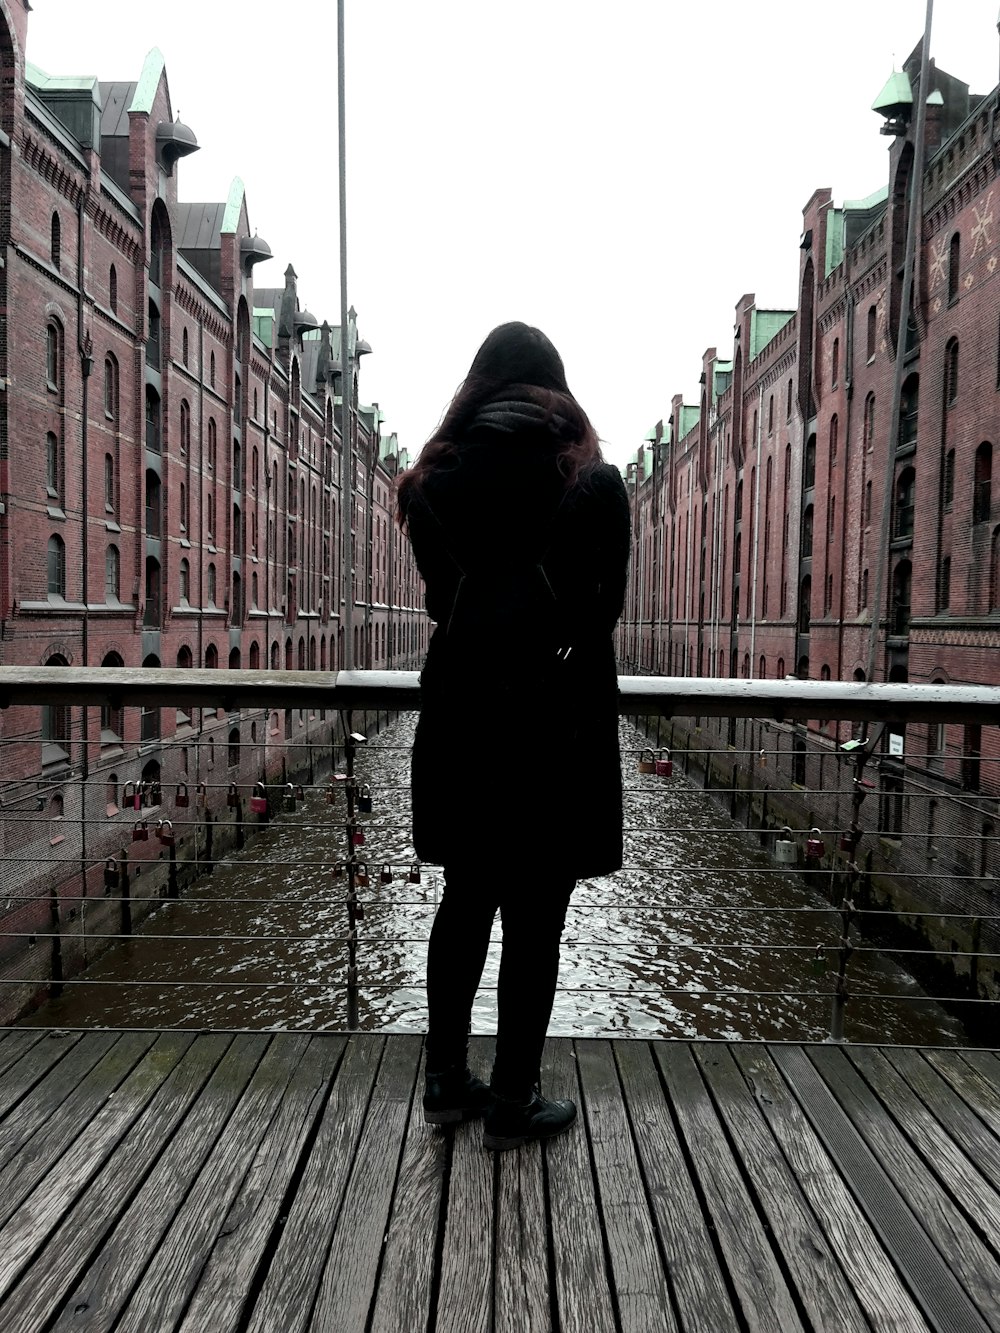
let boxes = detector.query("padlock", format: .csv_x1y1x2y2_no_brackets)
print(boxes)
637,748,655,774
380,864,393,884
294,783,305,802
157,819,175,847
250,782,268,815
124,781,140,812
104,857,120,889
325,782,337,806
654,748,673,778
227,783,239,808
774,827,798,865
810,947,827,978
840,830,855,854
357,784,373,814
282,783,296,813
805,827,825,859
408,863,421,885
355,862,370,887
146,779,162,806
195,781,207,808
175,782,190,808
352,827,365,846
355,901,366,922
131,820,149,843
759,749,767,769
332,861,345,880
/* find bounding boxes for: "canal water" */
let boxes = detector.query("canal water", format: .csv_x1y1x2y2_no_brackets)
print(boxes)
24,714,964,1045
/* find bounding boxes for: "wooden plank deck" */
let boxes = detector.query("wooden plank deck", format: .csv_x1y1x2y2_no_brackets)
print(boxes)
0,1031,999,1332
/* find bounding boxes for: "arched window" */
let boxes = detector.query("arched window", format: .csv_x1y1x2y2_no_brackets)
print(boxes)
229,647,241,670
182,327,189,366
179,481,188,532
974,442,993,523
231,572,242,623
285,637,293,669
50,212,61,269
309,636,317,671
46,430,61,500
866,306,877,360
831,337,839,388
863,393,875,451
228,728,240,769
945,338,959,405
146,299,161,369
177,645,193,669
801,505,813,556
144,556,161,626
109,264,118,313
207,418,217,470
104,355,118,419
233,441,241,490
798,575,811,635
100,652,124,741
830,414,838,465
145,470,161,538
140,655,161,743
937,554,951,611
205,643,218,669
894,467,916,538
180,400,190,455
992,529,1000,611
297,636,306,670
899,374,919,448
179,557,190,604
47,534,66,596
46,321,60,389
948,232,960,304
42,653,71,763
251,571,258,607
944,449,955,507
271,641,280,670
210,351,216,387
249,641,260,669
104,452,115,513
207,562,217,605
145,385,161,452
803,435,816,489
892,561,912,636
105,544,120,600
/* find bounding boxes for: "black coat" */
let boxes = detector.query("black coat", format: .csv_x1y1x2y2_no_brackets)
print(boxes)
402,422,630,879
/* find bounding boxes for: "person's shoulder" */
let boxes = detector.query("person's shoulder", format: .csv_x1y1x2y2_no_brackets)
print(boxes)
576,461,627,502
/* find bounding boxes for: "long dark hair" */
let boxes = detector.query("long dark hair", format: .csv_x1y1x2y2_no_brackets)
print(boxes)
396,322,601,524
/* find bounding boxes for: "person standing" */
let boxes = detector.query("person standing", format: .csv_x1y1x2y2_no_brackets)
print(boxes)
396,322,630,1150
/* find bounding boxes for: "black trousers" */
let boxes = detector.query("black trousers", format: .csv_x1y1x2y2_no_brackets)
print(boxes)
425,864,576,1097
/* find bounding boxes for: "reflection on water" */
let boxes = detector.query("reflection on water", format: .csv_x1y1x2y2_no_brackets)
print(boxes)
25,714,965,1045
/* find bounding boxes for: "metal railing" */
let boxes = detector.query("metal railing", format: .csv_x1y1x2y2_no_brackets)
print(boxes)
0,668,998,1043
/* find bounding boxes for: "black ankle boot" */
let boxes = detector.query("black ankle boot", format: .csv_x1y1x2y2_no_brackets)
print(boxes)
423,1066,492,1125
483,1087,577,1151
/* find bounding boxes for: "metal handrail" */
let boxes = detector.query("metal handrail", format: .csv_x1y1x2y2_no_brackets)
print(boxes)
0,666,998,722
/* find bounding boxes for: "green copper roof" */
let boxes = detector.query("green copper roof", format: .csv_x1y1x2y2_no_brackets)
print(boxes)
872,70,912,112
825,208,844,277
844,185,889,212
128,49,166,115
221,177,245,234
750,310,794,360
26,62,99,94
252,311,274,348
678,405,700,441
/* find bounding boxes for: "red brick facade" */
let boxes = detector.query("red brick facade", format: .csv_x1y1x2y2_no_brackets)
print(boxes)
0,4,427,1014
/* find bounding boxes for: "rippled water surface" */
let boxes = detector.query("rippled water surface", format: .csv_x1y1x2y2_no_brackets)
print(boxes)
25,714,965,1045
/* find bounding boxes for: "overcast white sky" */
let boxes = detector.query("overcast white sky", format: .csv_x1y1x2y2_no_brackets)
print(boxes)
24,1,1000,467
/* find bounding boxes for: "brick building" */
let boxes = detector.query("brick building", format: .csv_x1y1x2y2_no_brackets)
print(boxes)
619,42,1000,996
0,3,428,1014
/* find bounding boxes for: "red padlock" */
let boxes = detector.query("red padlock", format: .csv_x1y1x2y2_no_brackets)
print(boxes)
131,820,149,843
805,827,825,859
157,819,175,847
655,748,673,778
380,864,393,884
174,783,190,809
352,827,365,846
250,782,268,815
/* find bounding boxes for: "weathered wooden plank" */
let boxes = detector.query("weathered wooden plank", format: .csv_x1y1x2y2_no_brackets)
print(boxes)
778,1045,993,1333
434,1088,494,1333
109,1034,312,1333
0,1030,194,1312
544,1038,617,1333
0,1030,45,1081
0,1033,227,1333
576,1040,676,1332
614,1041,740,1333
44,1033,265,1332
0,1031,120,1174
0,1029,80,1122
245,1034,385,1333
0,1032,153,1227
309,1035,423,1332
858,1047,1000,1254
368,1045,448,1333
730,1044,931,1333
927,1050,1000,1141
493,1140,550,1333
177,1033,347,1333
696,1044,871,1331
654,1043,805,1333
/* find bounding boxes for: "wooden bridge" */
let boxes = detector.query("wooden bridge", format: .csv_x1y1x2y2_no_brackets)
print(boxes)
0,1028,999,1331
